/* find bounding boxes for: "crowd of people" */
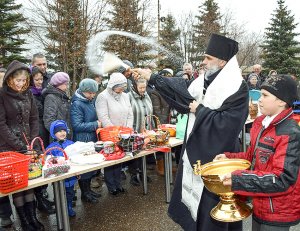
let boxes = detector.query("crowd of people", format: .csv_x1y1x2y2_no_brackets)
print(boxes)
0,33,299,231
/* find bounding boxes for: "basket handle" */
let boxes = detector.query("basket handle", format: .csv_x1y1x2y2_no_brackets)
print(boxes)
42,147,68,165
30,137,45,153
142,115,161,132
96,128,102,141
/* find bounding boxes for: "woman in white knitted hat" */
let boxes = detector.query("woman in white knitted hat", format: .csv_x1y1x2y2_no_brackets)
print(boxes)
95,72,133,195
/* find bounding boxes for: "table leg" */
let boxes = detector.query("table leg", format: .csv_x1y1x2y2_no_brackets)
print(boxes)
142,156,148,195
58,180,70,231
242,125,246,152
169,152,173,185
164,153,171,203
53,182,63,230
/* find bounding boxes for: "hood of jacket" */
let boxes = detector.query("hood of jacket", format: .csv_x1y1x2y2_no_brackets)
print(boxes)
3,60,30,87
49,120,69,139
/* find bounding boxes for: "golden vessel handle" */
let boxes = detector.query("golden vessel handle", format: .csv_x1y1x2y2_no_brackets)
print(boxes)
193,160,202,175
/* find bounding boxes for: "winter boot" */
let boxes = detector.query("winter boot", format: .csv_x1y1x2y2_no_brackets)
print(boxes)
130,174,141,186
67,196,76,217
0,217,12,228
88,179,101,198
67,203,76,217
25,201,45,231
35,191,55,214
156,158,165,176
15,205,36,231
78,180,98,203
65,186,76,217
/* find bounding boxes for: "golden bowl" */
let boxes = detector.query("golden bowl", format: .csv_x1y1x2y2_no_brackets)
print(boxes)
194,159,252,222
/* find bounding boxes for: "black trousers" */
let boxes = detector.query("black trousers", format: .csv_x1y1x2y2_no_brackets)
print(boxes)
0,196,12,218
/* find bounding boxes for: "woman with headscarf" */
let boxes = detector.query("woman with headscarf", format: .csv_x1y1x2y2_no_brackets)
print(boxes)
95,73,133,195
247,73,261,90
128,78,153,186
0,60,44,231
70,78,102,203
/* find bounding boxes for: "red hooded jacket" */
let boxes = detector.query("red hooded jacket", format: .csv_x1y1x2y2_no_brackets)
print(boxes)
225,108,300,226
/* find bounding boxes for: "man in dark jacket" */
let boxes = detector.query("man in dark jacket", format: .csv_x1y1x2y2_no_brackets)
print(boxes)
133,34,248,231
31,53,54,88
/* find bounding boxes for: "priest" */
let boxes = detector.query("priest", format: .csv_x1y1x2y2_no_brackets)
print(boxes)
133,33,249,231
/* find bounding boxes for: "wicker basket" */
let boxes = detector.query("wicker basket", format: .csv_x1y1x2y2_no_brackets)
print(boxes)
142,115,170,149
26,137,44,180
42,147,70,178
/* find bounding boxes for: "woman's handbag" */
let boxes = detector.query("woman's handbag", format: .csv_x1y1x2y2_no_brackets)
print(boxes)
42,147,70,178
175,114,188,140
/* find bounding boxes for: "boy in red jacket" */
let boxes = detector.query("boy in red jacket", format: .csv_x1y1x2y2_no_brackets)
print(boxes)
215,75,300,231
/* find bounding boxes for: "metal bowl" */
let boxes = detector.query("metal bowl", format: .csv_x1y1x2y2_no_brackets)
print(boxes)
200,159,251,196
194,158,252,222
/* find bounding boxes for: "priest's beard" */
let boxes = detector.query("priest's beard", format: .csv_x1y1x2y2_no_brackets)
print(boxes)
204,64,221,79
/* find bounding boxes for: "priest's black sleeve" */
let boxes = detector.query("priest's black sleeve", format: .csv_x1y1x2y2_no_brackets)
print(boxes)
148,74,195,114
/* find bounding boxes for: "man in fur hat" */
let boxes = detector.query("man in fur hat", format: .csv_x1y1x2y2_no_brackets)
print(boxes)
133,34,248,231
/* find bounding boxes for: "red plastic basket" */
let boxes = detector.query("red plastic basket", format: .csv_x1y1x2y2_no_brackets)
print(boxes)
96,126,133,142
0,152,30,194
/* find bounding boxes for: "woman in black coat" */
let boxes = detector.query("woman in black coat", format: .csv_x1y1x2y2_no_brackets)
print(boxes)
29,67,55,215
0,60,44,231
42,72,71,134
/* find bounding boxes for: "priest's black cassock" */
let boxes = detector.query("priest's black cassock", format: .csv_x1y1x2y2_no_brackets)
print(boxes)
148,34,249,231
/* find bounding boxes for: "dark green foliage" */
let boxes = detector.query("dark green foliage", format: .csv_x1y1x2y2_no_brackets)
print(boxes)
0,0,30,67
191,0,221,63
261,0,300,75
158,14,182,71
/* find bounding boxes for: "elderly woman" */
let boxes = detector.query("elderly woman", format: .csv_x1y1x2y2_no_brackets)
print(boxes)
71,78,101,203
0,60,44,231
247,73,261,90
96,73,133,195
128,78,153,185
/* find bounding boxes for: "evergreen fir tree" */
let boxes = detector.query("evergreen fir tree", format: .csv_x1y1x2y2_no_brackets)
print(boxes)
191,0,221,63
103,0,152,66
0,0,30,66
261,0,300,75
158,14,182,71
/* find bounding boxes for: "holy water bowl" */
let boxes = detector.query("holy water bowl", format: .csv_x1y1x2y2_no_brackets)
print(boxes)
193,159,252,222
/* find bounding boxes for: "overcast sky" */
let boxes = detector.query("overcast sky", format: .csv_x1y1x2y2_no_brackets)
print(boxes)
159,0,300,36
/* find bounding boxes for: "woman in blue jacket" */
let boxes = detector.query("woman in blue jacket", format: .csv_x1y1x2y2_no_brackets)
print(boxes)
70,78,101,203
